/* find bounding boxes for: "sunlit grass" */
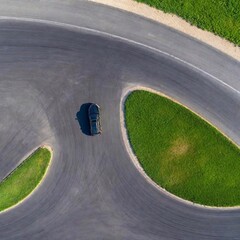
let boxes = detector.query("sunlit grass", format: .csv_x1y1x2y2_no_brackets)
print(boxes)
135,0,240,46
0,147,51,212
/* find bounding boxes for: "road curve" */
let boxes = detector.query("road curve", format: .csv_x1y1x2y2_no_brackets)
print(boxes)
0,1,240,239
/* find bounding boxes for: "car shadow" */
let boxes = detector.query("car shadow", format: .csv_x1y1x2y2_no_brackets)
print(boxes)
76,103,92,136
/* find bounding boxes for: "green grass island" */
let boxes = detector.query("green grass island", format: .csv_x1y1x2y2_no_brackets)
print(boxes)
125,90,240,207
0,147,52,212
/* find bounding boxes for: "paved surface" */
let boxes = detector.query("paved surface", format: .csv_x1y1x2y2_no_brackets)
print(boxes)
0,1,240,239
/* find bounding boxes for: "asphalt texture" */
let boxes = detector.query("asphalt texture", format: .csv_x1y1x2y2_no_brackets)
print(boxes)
0,1,240,239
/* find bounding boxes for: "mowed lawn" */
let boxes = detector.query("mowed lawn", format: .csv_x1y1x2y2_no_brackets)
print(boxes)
0,147,51,212
125,90,240,206
135,0,240,46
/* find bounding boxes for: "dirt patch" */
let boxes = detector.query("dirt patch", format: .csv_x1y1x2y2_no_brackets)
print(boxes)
170,138,189,156
167,170,187,186
90,0,240,61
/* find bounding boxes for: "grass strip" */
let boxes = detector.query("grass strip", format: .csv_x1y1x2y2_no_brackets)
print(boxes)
125,90,240,206
135,0,240,46
0,147,51,212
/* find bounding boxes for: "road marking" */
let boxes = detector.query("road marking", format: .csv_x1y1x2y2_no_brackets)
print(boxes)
0,16,239,95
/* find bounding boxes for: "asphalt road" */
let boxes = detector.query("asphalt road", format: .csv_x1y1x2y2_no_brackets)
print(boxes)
0,1,240,239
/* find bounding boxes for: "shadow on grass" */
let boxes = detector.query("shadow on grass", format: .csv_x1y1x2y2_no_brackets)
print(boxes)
76,103,92,136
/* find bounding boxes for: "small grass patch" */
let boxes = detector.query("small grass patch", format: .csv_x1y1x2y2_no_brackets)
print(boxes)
135,0,240,46
0,147,51,212
125,90,240,206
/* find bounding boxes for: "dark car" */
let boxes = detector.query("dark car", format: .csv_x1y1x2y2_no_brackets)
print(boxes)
88,103,102,135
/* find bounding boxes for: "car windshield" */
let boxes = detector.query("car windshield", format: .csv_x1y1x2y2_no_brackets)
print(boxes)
89,113,99,120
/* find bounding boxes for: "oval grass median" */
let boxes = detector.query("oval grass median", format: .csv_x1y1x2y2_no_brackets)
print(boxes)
124,90,240,207
0,147,51,212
